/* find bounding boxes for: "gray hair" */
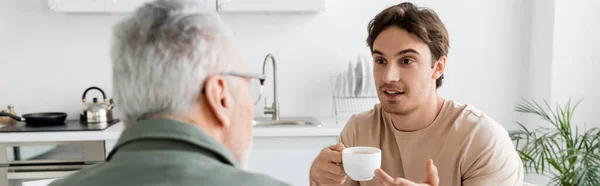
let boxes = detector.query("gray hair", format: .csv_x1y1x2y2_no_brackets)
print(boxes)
111,0,237,124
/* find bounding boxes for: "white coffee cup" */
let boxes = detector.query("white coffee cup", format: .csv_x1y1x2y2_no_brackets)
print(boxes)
342,146,381,181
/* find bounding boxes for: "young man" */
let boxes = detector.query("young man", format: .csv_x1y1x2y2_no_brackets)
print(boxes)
309,2,523,186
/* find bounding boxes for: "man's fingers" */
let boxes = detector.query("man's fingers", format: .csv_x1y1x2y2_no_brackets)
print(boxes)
323,163,346,176
374,169,395,184
310,146,346,185
378,179,386,186
425,159,439,186
374,160,439,186
320,176,347,185
320,148,343,163
318,164,346,179
376,169,419,186
329,143,346,152
314,163,346,185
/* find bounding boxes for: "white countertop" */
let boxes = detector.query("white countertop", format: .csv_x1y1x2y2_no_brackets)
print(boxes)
0,118,345,143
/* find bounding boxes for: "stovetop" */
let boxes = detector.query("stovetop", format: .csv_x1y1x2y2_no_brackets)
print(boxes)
0,119,120,132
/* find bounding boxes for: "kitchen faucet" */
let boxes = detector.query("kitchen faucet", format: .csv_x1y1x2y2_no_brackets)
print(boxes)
262,54,280,120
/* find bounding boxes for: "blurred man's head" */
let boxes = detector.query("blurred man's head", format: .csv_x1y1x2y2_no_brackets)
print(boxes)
111,0,254,167
367,2,449,115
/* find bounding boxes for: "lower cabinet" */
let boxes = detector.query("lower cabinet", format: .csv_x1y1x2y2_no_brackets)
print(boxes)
104,140,117,157
247,136,338,186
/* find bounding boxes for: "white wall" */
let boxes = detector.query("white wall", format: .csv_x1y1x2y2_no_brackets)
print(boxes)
0,0,530,130
551,0,600,129
524,0,600,185
524,0,555,182
523,2,553,185
527,0,554,106
0,1,120,117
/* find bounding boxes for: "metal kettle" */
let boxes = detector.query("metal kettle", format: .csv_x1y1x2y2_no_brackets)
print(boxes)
80,87,114,124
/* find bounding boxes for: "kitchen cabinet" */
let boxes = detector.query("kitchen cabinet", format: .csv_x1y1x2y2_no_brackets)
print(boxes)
247,136,337,186
47,0,324,14
217,0,325,13
104,0,152,13
0,141,105,186
47,0,105,13
48,0,217,13
105,0,217,13
104,140,117,157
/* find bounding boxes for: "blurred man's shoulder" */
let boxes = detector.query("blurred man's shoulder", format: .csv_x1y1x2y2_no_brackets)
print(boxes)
227,168,292,186
49,159,291,186
47,163,107,186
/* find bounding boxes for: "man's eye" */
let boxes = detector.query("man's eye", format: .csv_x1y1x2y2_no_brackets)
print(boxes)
375,58,387,64
402,58,415,64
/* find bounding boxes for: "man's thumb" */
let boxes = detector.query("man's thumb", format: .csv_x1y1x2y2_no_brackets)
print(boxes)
425,159,439,186
329,143,346,152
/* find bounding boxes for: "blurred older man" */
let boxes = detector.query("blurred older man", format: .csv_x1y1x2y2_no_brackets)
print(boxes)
49,0,289,186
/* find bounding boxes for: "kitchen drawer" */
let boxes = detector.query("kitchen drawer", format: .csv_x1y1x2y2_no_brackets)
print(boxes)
0,141,105,165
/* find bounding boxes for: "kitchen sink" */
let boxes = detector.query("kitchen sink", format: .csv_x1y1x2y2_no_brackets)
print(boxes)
252,117,322,127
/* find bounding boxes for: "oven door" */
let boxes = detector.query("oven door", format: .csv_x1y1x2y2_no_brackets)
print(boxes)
0,164,89,186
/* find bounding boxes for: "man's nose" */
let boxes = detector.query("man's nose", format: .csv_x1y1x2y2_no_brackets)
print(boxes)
382,63,400,83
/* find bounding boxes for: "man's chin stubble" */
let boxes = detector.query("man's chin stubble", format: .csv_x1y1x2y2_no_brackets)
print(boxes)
382,103,418,115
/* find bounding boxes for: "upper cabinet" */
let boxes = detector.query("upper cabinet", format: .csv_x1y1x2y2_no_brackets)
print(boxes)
48,0,324,14
48,0,216,13
48,0,105,13
104,0,216,13
104,0,153,13
217,0,325,13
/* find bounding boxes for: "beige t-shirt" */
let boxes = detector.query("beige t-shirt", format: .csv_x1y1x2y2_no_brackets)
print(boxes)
339,100,523,186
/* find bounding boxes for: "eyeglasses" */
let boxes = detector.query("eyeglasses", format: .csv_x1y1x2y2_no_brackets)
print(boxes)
203,72,265,105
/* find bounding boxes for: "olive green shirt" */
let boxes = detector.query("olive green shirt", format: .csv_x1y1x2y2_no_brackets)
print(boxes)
49,118,290,186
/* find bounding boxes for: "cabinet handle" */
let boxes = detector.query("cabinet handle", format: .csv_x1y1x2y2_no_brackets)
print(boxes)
48,0,61,10
7,170,77,180
218,0,228,10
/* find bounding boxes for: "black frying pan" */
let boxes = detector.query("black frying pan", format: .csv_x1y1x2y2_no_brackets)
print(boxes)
0,112,67,126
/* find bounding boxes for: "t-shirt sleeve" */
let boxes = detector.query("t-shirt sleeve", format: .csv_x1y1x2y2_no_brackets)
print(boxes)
461,118,524,186
338,114,357,147
339,115,361,186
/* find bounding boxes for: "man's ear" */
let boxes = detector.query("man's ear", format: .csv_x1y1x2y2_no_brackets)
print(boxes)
203,75,233,129
432,56,446,79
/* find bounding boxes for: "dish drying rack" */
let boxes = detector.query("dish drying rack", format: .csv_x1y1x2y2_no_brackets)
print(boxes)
331,76,379,124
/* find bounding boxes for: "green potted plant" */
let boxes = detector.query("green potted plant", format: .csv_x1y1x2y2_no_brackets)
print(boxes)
509,99,600,186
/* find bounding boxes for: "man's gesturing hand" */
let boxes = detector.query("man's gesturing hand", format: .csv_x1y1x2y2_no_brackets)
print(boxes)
374,159,439,186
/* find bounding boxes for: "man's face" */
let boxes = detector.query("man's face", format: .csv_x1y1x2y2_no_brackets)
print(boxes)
201,39,254,169
222,48,255,169
372,26,439,115
227,75,254,169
